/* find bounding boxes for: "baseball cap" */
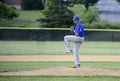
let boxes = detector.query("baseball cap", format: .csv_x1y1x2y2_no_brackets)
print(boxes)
72,16,79,21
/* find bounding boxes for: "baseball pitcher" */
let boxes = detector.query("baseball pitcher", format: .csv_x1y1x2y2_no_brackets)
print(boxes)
64,16,84,68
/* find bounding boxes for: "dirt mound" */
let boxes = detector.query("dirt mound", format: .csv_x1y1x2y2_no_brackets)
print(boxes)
0,66,120,76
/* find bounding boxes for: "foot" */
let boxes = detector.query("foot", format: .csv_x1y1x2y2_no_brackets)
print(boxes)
66,50,72,53
72,64,80,68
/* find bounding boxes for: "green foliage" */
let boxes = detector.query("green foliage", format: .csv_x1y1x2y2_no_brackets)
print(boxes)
0,2,19,20
116,0,120,2
80,6,99,24
87,20,120,29
80,0,99,4
62,0,81,6
21,0,44,10
40,0,74,28
63,0,99,9
80,0,99,10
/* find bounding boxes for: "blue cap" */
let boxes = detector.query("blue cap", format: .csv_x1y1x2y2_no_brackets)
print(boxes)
72,16,79,21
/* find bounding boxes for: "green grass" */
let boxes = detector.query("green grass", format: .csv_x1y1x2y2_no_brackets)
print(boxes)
0,41,120,55
0,61,120,72
81,41,120,55
0,61,72,72
17,10,43,20
0,10,42,27
0,76,120,81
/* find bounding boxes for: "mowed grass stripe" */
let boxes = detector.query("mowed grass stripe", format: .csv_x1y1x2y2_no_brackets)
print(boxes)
0,76,120,81
0,61,120,72
0,41,120,55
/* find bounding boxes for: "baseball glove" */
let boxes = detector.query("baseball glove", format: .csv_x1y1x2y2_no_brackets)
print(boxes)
70,26,75,33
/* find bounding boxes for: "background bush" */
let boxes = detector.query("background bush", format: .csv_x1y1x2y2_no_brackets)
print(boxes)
0,2,19,20
84,20,120,29
80,6,99,24
21,0,44,10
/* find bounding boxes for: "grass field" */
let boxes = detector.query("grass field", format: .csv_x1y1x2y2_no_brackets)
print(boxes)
0,10,42,27
0,41,120,81
0,41,120,55
0,76,120,81
0,61,120,72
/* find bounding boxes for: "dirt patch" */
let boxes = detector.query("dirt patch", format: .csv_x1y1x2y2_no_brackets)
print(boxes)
0,55,120,62
0,66,120,76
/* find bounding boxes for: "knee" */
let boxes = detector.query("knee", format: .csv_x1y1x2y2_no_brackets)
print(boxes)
64,36,68,41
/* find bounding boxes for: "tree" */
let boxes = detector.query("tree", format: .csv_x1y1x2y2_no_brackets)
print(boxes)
21,0,44,10
80,0,99,10
40,0,74,28
0,0,4,3
117,0,120,2
0,2,19,20
63,0,99,10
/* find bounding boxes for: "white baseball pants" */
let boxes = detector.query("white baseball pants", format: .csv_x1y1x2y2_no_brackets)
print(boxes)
64,35,84,66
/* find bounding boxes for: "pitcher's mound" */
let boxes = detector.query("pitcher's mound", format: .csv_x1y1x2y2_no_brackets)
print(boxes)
0,66,120,76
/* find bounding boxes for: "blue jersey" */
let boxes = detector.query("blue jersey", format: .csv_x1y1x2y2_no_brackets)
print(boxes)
75,22,84,37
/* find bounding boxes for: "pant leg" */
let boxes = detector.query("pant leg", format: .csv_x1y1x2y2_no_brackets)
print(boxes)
64,35,84,66
64,35,73,52
64,35,84,52
74,42,81,65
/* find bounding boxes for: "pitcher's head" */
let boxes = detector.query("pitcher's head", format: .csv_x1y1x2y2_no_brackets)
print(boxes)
72,16,79,24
